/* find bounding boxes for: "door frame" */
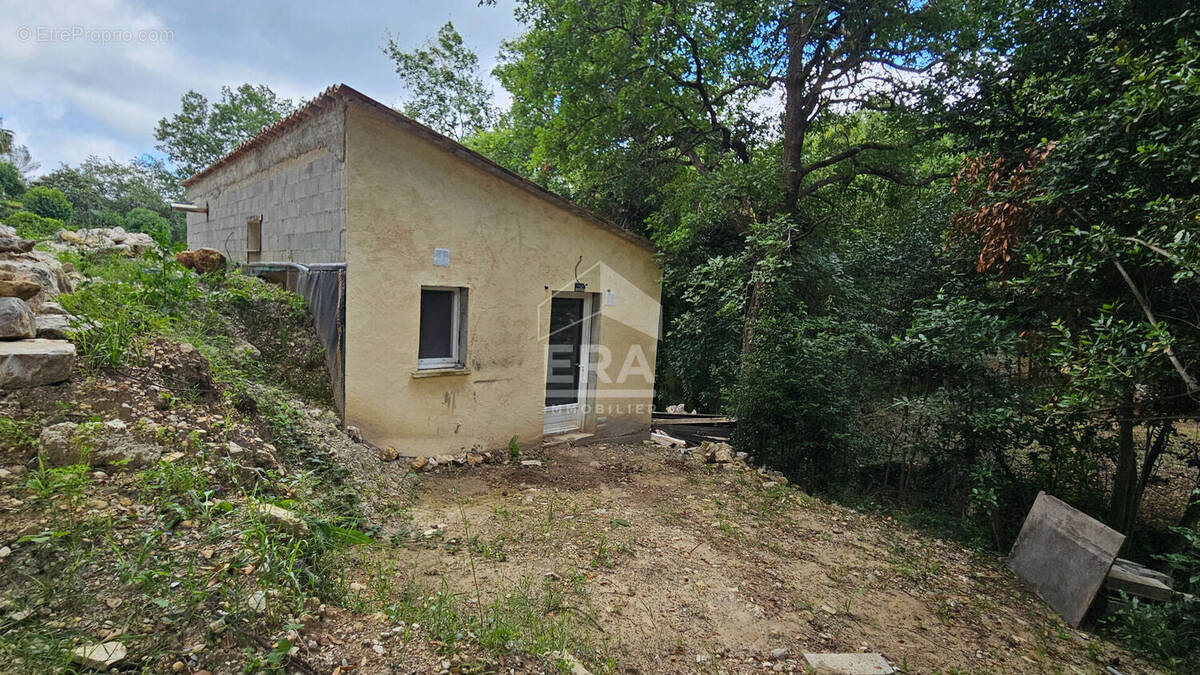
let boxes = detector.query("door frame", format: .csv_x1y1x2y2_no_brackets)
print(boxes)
543,292,593,435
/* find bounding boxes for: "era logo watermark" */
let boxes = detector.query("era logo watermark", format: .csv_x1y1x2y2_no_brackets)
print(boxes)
538,260,660,399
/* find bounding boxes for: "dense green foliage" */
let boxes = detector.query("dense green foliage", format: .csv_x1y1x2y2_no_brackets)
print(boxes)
383,21,497,140
482,9,1200,663
36,156,185,240
20,186,72,221
5,1,1198,663
5,211,67,240
154,84,295,179
0,161,23,198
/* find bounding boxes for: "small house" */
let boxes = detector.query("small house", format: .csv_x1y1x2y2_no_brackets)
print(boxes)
181,85,661,456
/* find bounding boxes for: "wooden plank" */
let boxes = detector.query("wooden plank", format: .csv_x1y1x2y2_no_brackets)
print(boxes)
650,431,687,447
651,417,735,425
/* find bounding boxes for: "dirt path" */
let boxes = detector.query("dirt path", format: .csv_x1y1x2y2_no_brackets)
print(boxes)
342,441,1154,674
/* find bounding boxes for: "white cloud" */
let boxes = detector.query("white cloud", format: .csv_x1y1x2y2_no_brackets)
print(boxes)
0,0,522,176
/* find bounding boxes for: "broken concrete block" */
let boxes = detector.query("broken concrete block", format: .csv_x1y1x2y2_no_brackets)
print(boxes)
651,431,686,447
1107,559,1174,602
253,502,310,535
803,652,894,674
72,641,127,669
1114,557,1172,587
1007,491,1125,627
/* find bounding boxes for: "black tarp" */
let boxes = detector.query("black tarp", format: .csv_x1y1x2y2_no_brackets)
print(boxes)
244,262,346,414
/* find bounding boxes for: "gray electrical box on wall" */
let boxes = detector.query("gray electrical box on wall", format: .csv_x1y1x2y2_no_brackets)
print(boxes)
433,248,450,267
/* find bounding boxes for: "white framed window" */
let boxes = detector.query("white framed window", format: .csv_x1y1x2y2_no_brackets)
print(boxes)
418,286,467,369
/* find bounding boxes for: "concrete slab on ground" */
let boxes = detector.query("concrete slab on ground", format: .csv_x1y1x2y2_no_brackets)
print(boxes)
1007,491,1125,627
802,652,895,674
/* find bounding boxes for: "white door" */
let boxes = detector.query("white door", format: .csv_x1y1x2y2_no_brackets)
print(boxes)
543,294,591,434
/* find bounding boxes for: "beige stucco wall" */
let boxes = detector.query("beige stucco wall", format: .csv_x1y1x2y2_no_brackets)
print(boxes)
343,103,661,456
184,102,347,264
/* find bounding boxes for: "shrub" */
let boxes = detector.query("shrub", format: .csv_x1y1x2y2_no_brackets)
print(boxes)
58,250,199,370
92,210,126,230
0,200,20,220
21,186,73,221
1101,527,1200,667
5,211,66,240
124,207,167,234
0,162,23,199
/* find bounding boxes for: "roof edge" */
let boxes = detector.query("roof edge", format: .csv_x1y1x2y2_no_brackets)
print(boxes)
180,84,656,253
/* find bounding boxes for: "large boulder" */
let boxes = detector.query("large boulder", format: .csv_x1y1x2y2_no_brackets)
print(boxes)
0,339,75,388
0,235,35,255
0,251,73,308
0,297,34,340
35,302,68,316
61,227,156,256
38,421,161,469
177,248,226,274
34,314,77,339
0,271,44,300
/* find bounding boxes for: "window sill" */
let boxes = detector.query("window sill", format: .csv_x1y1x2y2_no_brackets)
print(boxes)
411,366,471,379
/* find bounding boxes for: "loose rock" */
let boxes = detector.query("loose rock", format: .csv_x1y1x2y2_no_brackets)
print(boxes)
33,314,77,339
72,641,127,670
246,591,267,613
700,441,736,464
0,235,35,255
253,502,310,534
0,271,42,299
0,297,34,340
176,248,226,274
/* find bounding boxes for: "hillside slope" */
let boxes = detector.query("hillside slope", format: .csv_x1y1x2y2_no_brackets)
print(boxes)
0,235,1158,674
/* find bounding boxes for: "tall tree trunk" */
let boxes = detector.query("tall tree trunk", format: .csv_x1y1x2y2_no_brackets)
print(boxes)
781,4,809,214
1109,389,1139,534
1179,472,1200,533
740,276,763,359
750,3,808,359
1133,421,1172,523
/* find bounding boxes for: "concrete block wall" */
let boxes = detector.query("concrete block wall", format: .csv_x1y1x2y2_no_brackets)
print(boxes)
184,102,347,264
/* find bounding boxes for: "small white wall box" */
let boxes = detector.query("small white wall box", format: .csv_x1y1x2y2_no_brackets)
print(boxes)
605,289,616,306
433,248,450,267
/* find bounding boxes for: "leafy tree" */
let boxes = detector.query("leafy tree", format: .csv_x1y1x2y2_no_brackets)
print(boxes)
124,207,167,232
0,162,23,199
0,118,11,155
0,117,39,179
5,212,66,240
492,0,990,481
3,145,38,180
155,84,295,179
21,186,72,221
948,4,1200,538
36,156,185,241
383,21,497,140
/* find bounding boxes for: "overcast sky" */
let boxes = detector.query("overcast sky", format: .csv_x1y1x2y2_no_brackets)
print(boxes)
0,0,522,176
